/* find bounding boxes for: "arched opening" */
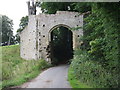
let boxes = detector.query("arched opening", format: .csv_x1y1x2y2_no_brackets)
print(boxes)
50,25,73,65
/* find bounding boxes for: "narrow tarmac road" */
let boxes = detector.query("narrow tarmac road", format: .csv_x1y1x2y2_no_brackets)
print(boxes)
21,65,71,88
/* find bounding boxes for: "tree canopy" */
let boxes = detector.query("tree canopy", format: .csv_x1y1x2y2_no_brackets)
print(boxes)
1,15,15,46
17,16,28,33
40,2,74,14
16,16,28,43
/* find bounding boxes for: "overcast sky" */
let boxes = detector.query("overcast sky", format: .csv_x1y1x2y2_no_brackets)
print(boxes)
0,0,29,35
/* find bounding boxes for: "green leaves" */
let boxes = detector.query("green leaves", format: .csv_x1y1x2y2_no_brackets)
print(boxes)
40,2,74,14
70,2,119,88
71,2,92,13
17,16,28,32
70,26,83,31
70,49,119,88
16,16,28,43
2,15,15,45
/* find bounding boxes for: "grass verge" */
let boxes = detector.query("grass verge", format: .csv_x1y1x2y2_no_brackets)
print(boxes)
68,66,92,88
1,45,51,89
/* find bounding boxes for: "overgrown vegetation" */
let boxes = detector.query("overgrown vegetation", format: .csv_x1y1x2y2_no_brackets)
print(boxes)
69,50,119,88
68,65,91,88
1,45,51,89
69,2,119,88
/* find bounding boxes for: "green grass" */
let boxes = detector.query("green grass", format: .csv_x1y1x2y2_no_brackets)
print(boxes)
1,45,51,89
68,66,92,88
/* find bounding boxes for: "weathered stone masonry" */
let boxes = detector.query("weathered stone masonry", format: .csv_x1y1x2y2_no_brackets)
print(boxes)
20,2,83,61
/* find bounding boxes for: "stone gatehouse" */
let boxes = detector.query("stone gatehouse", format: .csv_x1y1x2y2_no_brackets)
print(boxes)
20,2,83,62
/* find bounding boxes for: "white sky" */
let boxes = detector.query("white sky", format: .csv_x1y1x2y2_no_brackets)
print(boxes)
0,0,29,35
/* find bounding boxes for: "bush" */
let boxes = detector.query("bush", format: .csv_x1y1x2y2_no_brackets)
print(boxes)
68,2,119,88
70,49,119,88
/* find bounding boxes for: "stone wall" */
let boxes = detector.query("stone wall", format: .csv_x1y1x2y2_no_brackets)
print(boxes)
20,11,83,61
20,15,37,60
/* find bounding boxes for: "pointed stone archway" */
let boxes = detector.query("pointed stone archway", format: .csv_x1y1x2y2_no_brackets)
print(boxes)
48,25,73,64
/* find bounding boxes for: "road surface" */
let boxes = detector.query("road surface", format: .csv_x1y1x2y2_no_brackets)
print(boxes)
21,65,71,88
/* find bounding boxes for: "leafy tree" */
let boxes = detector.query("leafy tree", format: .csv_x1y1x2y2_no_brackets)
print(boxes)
15,33,20,44
71,2,92,13
84,3,119,67
1,15,15,46
16,16,28,43
39,2,74,14
17,16,28,33
37,2,91,14
70,2,120,88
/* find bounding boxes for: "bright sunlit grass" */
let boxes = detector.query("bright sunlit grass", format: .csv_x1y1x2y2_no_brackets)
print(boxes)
2,45,51,89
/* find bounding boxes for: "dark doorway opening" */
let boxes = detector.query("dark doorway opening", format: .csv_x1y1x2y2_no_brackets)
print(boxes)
50,26,73,65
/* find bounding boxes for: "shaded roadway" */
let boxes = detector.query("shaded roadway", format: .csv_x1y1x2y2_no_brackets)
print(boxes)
21,65,71,88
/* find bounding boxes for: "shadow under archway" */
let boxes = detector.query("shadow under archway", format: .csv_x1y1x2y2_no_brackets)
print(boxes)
50,26,73,65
